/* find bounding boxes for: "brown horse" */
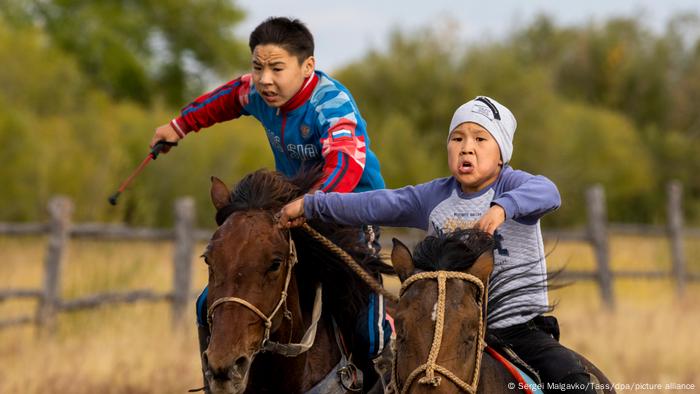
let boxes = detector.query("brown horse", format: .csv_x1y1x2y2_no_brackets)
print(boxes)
388,229,614,394
201,168,392,394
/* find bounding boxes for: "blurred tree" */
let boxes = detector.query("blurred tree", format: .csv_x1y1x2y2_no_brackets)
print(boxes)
2,7,700,226
0,0,248,106
337,20,678,225
0,20,270,226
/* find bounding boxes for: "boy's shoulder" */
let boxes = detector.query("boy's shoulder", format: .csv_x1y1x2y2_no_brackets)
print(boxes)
492,165,558,195
496,165,536,183
309,70,354,105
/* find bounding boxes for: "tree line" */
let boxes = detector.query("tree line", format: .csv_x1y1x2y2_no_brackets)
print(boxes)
1,1,698,227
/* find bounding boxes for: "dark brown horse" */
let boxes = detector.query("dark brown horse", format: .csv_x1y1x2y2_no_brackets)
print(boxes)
201,169,392,394
388,229,614,394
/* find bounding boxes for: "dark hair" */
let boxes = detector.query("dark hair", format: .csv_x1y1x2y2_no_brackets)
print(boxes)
412,229,495,272
249,17,314,63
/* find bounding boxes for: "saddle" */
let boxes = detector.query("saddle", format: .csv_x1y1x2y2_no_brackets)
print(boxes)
485,345,542,394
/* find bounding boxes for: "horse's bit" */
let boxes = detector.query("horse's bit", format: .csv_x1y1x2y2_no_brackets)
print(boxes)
391,271,488,394
206,232,323,356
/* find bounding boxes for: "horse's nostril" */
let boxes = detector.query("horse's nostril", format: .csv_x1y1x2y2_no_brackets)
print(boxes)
202,351,209,370
235,355,249,369
233,355,250,374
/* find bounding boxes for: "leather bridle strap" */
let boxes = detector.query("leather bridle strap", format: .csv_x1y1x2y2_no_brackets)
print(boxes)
207,233,308,356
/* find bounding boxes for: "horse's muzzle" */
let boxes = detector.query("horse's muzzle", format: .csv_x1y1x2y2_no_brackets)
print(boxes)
203,352,251,394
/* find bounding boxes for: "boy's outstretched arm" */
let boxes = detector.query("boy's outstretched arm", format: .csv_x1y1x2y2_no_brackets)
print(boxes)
278,184,433,229
148,75,251,153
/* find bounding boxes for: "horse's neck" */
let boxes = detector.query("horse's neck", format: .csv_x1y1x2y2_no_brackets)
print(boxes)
476,351,521,393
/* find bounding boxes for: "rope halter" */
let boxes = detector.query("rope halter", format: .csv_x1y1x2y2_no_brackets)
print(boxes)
394,271,488,394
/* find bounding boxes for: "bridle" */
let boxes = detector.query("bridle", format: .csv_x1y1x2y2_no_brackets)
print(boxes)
391,271,488,394
206,232,324,357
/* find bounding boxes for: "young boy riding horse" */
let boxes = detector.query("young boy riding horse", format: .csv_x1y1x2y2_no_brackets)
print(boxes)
148,17,391,392
280,96,600,393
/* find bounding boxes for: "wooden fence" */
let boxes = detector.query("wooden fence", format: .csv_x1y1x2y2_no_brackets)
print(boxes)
0,183,698,330
542,181,700,308
0,196,208,331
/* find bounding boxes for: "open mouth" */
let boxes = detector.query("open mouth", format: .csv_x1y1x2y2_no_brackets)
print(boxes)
458,160,474,174
261,91,278,101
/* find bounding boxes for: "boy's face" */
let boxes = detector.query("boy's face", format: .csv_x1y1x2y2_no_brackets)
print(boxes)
252,44,315,108
447,122,503,193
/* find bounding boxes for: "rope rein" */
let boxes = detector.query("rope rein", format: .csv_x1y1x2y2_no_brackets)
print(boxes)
300,223,399,304
391,271,488,394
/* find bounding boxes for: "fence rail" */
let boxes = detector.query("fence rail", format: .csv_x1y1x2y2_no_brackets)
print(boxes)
0,196,199,332
0,182,698,330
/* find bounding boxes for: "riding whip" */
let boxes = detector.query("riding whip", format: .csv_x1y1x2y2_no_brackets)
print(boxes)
108,141,177,205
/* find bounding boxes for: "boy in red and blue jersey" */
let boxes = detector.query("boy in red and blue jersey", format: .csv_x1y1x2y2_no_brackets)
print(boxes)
149,16,389,392
151,21,383,193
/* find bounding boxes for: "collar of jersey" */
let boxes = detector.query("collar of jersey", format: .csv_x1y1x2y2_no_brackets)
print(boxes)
280,72,320,113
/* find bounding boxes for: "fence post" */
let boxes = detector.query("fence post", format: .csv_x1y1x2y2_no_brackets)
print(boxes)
585,185,614,309
36,196,73,333
667,181,686,296
172,197,195,328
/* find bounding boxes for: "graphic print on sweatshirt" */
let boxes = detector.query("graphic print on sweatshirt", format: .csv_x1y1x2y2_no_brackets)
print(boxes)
427,188,550,329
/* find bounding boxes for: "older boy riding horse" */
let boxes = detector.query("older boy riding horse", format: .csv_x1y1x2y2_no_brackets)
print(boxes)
388,229,614,394
200,168,392,394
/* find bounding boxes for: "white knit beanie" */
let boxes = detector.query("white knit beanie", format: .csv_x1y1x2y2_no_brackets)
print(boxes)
448,96,517,164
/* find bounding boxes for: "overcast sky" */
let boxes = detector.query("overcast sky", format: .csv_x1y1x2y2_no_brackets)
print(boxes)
234,0,700,71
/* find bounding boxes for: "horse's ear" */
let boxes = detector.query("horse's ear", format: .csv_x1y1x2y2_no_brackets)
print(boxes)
391,238,414,283
210,176,231,211
469,249,494,285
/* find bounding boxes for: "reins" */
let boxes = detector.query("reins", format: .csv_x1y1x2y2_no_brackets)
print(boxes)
391,271,488,394
300,223,399,304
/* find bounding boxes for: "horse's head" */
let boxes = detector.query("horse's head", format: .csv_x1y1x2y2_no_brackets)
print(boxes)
202,174,304,394
390,229,495,393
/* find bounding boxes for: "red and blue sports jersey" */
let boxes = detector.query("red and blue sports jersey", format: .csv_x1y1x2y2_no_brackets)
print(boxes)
170,70,384,193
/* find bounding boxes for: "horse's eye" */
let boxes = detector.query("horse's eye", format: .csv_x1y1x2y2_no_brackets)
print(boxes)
268,258,283,272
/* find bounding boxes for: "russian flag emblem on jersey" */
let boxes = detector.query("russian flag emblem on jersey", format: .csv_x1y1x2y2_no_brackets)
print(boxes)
331,129,352,140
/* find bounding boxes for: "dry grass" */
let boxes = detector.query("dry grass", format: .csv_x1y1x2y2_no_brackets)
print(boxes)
0,234,698,393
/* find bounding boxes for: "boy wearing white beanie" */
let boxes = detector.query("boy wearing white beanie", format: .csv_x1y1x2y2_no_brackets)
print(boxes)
279,96,599,393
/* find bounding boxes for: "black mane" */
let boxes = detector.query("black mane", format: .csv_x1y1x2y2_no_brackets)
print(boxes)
214,166,394,365
215,167,320,225
412,229,495,271
408,229,558,326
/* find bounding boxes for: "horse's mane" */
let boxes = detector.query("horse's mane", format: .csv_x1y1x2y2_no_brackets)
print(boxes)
412,229,495,271
408,229,558,326
214,168,319,225
214,166,394,361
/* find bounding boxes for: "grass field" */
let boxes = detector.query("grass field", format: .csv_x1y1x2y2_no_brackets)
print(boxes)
0,233,698,393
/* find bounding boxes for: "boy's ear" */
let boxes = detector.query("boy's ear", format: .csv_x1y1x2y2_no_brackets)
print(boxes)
302,56,315,78
391,238,414,283
469,249,494,285
210,176,231,211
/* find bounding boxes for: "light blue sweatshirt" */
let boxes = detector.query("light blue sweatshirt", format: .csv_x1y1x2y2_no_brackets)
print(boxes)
303,165,561,328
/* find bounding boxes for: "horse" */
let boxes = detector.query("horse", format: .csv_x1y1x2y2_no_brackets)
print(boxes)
388,229,614,394
200,168,393,394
